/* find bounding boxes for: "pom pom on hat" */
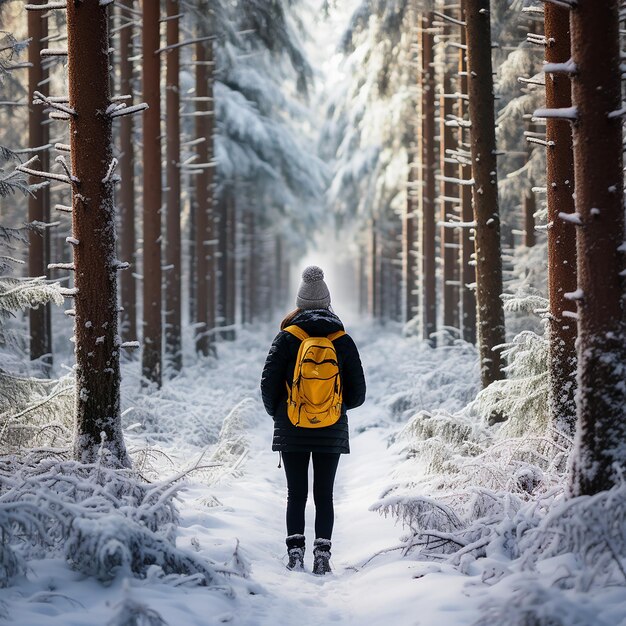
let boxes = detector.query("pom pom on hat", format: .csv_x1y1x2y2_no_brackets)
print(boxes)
301,266,324,283
296,265,331,310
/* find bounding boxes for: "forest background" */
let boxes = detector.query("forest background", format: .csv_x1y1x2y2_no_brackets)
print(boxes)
0,0,625,624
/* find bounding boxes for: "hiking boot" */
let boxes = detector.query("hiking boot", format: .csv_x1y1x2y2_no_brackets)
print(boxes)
312,538,332,575
286,534,305,571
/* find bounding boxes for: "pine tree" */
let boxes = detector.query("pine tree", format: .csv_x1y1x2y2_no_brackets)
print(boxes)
141,0,162,386
439,21,459,336
117,0,137,349
27,3,52,373
66,0,130,467
421,12,437,342
568,0,626,496
164,0,182,372
194,24,216,356
463,0,505,386
457,21,476,345
544,3,577,439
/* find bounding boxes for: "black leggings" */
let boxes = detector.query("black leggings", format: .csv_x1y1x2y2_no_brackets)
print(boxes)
282,451,340,540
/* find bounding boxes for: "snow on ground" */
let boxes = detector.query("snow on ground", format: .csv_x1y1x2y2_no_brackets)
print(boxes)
8,320,623,626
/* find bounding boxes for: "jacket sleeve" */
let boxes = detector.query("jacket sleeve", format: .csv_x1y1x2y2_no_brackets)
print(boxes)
260,331,290,417
340,335,366,410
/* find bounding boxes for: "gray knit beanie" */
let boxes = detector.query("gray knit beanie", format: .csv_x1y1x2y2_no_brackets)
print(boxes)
296,266,331,310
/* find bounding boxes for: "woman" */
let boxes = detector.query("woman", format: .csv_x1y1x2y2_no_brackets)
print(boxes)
260,266,366,574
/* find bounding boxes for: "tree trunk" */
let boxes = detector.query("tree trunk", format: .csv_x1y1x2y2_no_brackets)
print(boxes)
568,0,626,497
544,3,577,440
404,148,419,324
164,0,182,373
67,0,129,467
28,4,52,373
421,14,437,342
141,0,162,386
464,0,505,386
225,190,236,340
458,28,476,345
194,35,216,356
188,189,197,324
440,68,459,334
239,210,249,326
117,0,137,350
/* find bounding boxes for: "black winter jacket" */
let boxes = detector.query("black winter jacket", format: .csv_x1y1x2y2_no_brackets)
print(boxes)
260,309,366,454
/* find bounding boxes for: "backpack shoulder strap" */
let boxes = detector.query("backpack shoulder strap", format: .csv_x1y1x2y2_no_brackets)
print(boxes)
284,325,309,342
327,330,346,342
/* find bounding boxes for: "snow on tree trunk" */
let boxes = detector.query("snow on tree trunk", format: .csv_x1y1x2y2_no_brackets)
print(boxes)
164,0,182,373
458,21,476,345
440,67,459,335
28,4,52,373
117,0,137,350
194,33,216,356
224,190,236,340
544,3,577,440
404,147,419,324
463,0,505,386
421,13,437,343
67,0,130,467
141,0,162,386
568,0,626,497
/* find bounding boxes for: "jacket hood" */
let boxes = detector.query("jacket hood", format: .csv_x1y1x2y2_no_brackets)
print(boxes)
287,308,344,337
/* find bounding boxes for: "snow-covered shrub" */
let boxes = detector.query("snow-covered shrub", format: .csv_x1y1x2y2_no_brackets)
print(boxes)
0,373,73,452
473,579,607,626
0,455,234,589
472,329,549,436
1,151,68,453
520,484,626,591
107,588,167,626
394,409,489,475
0,541,24,588
372,486,525,561
65,514,223,585
196,398,258,485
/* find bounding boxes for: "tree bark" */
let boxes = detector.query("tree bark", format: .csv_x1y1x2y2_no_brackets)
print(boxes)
164,0,182,372
440,68,459,334
141,0,162,386
464,0,505,386
224,190,236,340
67,0,129,467
188,189,196,324
28,4,52,373
421,14,437,342
404,148,419,324
403,2,420,326
568,0,626,497
458,25,476,345
194,35,216,356
117,0,137,350
544,3,577,440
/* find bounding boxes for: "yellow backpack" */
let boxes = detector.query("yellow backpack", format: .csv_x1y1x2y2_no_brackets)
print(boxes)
284,325,346,428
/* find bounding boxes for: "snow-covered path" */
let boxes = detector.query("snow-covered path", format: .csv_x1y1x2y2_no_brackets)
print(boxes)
171,395,479,626
4,324,483,626
137,323,483,626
